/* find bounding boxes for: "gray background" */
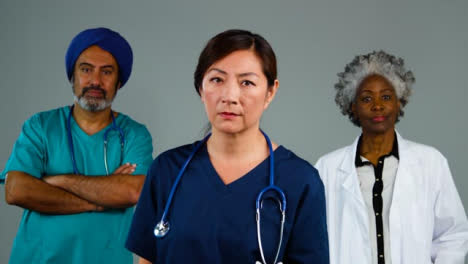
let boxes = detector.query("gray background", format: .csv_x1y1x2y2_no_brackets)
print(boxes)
1,0,467,263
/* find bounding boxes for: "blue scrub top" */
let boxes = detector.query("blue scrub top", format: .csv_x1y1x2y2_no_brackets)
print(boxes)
1,106,153,264
126,140,329,263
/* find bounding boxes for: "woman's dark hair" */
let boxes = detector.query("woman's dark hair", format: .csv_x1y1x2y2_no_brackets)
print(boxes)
194,29,277,95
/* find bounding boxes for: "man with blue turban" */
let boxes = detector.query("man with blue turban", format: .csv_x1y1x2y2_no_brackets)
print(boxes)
2,27,153,264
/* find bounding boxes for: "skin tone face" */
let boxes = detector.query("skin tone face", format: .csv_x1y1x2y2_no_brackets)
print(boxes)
352,74,401,137
199,49,278,137
72,45,121,112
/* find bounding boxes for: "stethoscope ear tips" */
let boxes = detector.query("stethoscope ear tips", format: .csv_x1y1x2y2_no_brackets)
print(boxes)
154,221,170,237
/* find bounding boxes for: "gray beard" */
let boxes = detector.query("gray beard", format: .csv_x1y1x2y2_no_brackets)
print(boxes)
73,94,113,112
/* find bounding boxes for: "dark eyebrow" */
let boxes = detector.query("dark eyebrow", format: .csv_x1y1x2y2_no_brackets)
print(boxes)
79,62,94,68
381,88,394,93
238,72,259,78
359,88,395,96
78,63,115,70
208,68,227,75
208,68,259,78
100,65,116,71
359,89,373,94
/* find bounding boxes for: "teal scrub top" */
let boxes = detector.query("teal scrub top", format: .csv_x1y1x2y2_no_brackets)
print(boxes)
1,106,153,264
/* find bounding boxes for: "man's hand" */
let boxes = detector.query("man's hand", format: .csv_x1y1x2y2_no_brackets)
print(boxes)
112,163,137,175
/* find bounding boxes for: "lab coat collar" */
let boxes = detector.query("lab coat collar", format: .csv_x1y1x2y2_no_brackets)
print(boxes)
394,130,417,166
339,130,415,173
337,130,416,205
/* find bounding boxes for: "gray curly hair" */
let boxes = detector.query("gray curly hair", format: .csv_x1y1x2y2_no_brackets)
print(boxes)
334,50,415,126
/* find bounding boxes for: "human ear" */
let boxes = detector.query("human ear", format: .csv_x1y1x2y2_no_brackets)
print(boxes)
264,80,279,110
199,86,205,103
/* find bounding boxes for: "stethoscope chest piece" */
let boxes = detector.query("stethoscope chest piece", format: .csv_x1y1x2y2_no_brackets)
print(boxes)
154,220,170,237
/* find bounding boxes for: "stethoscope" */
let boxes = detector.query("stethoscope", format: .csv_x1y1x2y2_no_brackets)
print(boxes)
153,130,286,264
67,105,125,175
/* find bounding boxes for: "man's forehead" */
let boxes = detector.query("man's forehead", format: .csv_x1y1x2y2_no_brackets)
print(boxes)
76,45,118,67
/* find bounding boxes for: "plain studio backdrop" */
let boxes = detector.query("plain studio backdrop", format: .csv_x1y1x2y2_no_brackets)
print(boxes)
1,0,467,263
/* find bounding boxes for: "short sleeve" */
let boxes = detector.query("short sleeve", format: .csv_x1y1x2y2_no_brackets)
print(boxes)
123,124,153,175
1,114,46,183
284,168,330,263
126,158,160,262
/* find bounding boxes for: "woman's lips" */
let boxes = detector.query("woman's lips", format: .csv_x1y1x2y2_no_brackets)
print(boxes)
372,116,386,122
219,112,238,119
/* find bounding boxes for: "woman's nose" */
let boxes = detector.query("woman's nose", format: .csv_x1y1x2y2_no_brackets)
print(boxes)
221,81,240,105
371,99,384,111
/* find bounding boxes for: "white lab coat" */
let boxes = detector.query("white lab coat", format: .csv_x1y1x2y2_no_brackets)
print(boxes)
315,131,468,264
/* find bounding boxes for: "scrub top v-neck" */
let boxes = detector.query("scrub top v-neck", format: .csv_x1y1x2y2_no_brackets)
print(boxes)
199,144,273,197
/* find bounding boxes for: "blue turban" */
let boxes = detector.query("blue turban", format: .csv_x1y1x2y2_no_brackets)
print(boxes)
65,27,133,88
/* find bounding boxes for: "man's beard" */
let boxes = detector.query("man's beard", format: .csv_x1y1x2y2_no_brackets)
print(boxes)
73,85,114,112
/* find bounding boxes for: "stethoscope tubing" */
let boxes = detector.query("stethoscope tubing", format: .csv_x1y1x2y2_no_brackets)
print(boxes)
159,133,210,225
67,105,125,175
256,199,285,264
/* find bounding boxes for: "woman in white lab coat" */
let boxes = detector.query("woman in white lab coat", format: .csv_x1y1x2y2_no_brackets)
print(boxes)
315,50,468,264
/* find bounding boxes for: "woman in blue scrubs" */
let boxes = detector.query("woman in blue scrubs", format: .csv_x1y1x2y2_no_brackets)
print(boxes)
126,29,329,264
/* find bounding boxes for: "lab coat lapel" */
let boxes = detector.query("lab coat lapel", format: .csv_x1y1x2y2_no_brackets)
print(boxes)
338,136,366,210
389,131,418,264
337,136,372,263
